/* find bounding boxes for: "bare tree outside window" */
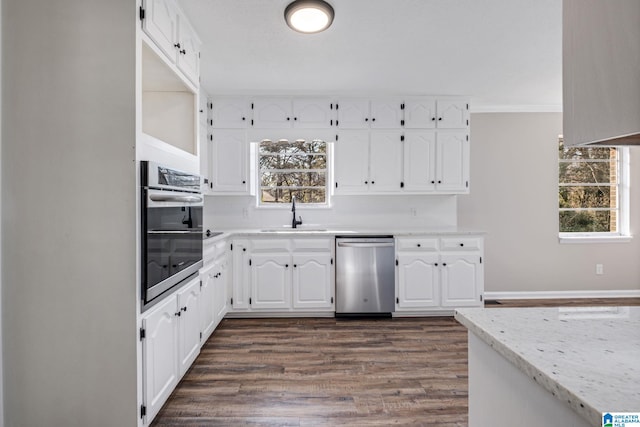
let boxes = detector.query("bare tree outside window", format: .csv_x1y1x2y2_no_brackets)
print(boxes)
558,138,619,233
259,139,328,205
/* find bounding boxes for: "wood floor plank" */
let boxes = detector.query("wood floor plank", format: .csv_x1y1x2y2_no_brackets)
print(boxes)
151,298,639,426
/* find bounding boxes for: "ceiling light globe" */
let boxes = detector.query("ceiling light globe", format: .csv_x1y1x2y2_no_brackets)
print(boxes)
285,0,334,34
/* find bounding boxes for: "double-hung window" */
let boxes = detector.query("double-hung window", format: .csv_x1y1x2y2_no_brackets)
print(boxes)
258,138,329,206
558,138,630,241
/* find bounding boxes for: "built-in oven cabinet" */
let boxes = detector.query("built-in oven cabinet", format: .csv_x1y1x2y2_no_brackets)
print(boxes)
394,235,484,315
141,276,201,425
228,237,335,315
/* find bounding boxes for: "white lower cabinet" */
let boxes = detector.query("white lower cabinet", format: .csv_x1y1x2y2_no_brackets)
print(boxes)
395,235,484,313
141,276,200,424
231,237,334,314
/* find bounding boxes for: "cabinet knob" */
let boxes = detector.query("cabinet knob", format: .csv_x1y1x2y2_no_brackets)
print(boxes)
365,118,369,122
443,262,447,266
242,117,246,121
431,117,436,121
371,181,375,184
438,180,442,184
286,264,289,268
364,181,368,184
179,49,186,55
431,180,435,184
243,248,246,252
372,118,376,122
287,117,290,121
435,263,438,266
417,243,421,247
460,243,464,247
293,264,297,268
294,117,298,121
174,43,181,48
242,180,246,184
182,306,187,312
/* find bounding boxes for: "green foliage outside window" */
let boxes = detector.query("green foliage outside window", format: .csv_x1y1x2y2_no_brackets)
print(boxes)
259,139,327,204
558,140,618,233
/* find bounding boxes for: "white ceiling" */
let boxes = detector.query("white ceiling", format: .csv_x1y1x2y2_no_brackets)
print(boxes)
179,0,562,112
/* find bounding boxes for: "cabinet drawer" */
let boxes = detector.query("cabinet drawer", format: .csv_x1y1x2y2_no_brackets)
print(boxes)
396,237,439,252
292,238,332,252
251,239,291,252
440,237,482,251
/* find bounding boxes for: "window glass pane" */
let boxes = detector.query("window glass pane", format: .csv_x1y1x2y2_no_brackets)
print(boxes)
559,185,614,209
260,171,326,188
558,160,613,184
261,188,326,204
260,154,326,170
559,210,616,233
559,145,616,161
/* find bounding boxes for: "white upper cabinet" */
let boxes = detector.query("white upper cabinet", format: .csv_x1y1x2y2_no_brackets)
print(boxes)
333,130,370,193
208,130,249,193
436,100,469,129
211,98,250,128
436,132,469,192
252,98,333,128
174,13,201,86
337,99,402,129
141,0,200,87
142,0,178,60
403,130,436,191
404,99,437,129
369,131,403,192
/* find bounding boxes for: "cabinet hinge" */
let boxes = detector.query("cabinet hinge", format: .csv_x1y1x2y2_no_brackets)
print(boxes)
466,134,469,141
209,134,213,141
330,103,333,110
251,119,254,126
200,331,203,339
480,256,482,264
480,294,483,302
401,103,405,110
466,181,469,188
336,103,339,110
466,119,469,126
330,119,333,126
230,297,234,305
400,135,404,141
141,405,147,418
139,327,146,341
335,134,338,141
230,243,233,251
139,6,145,21
331,297,334,304
331,258,334,265
466,103,469,110
335,182,338,188
401,119,405,126
336,120,339,127
209,182,213,189
251,103,254,109
396,297,399,304
249,259,252,266
249,297,252,305
395,259,398,266
210,119,213,126
400,182,404,188
208,102,212,109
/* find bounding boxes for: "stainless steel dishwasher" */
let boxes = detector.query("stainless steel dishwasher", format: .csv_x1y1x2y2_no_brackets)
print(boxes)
335,236,395,316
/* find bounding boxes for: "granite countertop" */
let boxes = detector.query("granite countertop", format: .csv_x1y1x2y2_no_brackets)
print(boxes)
455,307,640,426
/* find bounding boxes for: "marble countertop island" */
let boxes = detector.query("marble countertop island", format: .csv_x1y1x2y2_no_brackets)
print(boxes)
455,306,640,426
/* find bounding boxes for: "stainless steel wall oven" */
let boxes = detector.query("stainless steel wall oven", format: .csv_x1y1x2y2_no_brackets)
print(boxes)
141,161,203,310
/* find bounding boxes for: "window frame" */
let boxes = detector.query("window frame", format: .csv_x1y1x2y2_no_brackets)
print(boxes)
251,130,334,209
558,140,631,243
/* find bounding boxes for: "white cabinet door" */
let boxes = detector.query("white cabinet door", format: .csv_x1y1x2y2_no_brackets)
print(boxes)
175,12,201,86
198,264,216,342
397,253,440,309
292,253,333,309
211,98,250,128
436,132,469,192
403,131,436,191
142,0,178,60
142,293,179,423
337,99,369,129
252,98,292,128
440,254,483,307
369,131,403,192
213,257,228,325
177,278,200,377
334,130,369,193
293,98,333,128
404,99,437,129
370,99,403,128
209,130,249,193
436,100,469,129
250,253,291,310
231,240,250,310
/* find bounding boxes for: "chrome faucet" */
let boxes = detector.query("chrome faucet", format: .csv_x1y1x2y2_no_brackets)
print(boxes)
291,196,303,228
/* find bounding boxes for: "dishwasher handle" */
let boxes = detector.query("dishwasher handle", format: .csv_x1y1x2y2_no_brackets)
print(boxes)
337,242,394,248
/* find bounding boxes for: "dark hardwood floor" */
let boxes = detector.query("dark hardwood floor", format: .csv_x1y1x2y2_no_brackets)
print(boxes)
151,298,640,426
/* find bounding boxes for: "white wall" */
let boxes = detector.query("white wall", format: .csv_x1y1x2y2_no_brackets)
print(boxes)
458,113,640,293
205,194,457,230
0,1,4,424
2,1,137,426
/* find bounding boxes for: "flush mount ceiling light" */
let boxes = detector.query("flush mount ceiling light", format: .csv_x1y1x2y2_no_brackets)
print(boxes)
285,0,334,34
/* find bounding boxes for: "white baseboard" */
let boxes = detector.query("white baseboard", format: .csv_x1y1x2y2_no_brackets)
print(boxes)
484,289,640,300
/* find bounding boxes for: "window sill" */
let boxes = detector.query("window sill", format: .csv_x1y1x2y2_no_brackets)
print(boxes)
558,235,633,244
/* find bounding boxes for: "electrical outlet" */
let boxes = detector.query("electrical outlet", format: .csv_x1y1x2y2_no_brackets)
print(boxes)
596,264,604,275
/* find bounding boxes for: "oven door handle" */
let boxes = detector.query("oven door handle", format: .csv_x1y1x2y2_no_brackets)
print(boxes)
147,230,203,235
148,193,203,204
